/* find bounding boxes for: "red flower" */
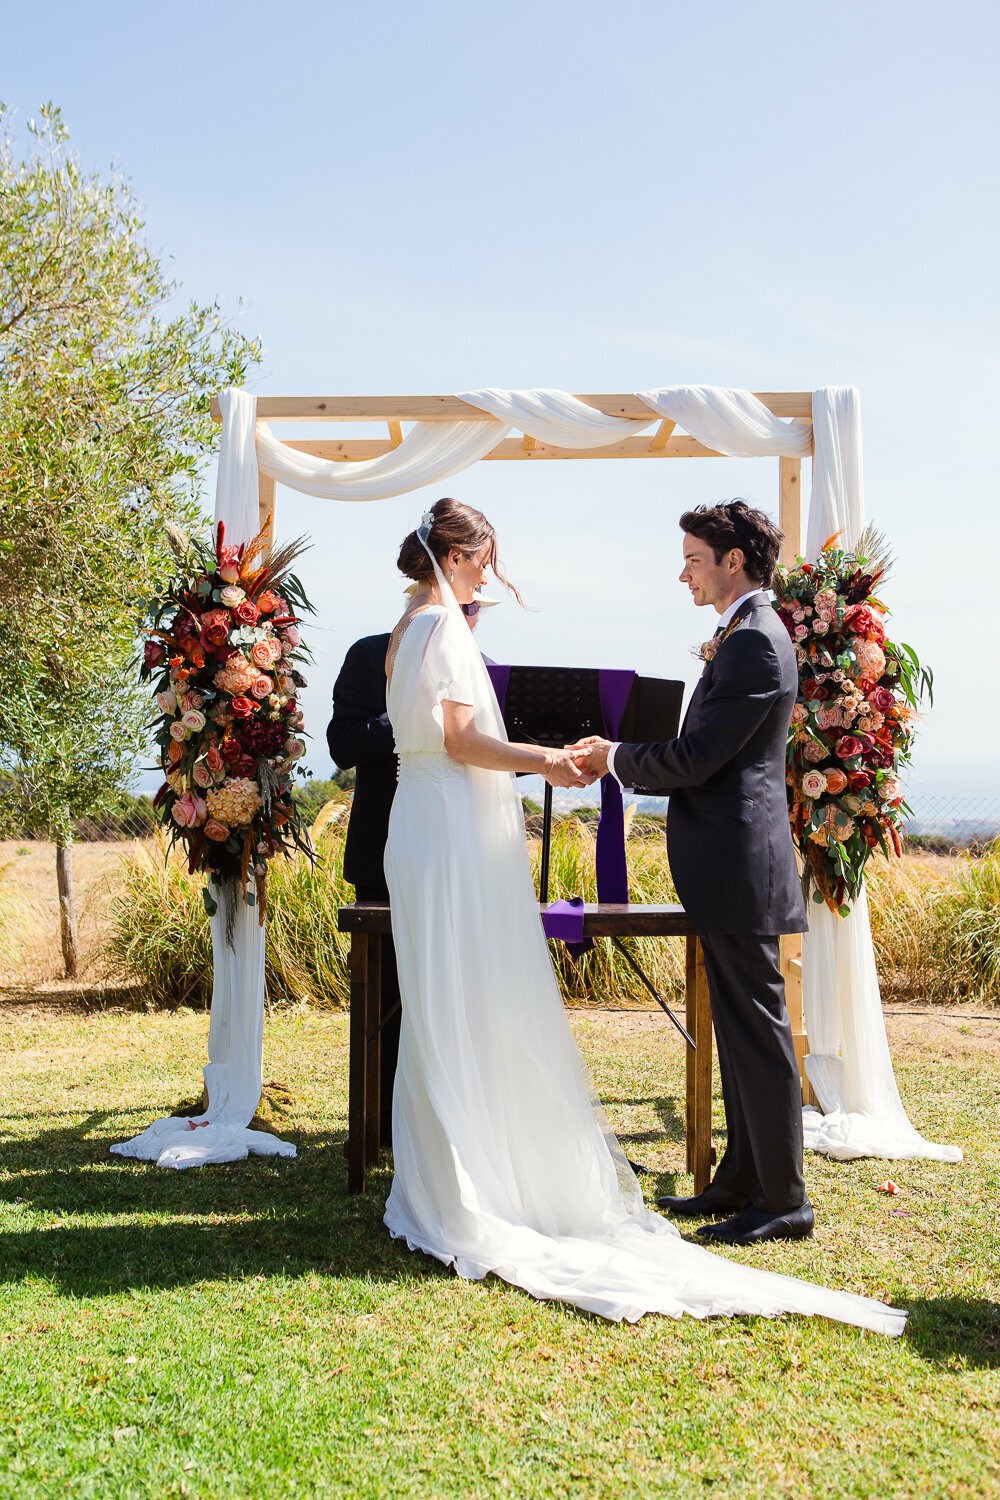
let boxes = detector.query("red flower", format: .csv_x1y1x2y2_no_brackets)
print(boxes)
844,604,885,645
835,735,864,759
221,739,243,765
234,599,260,627
235,754,258,778
869,685,895,715
230,696,258,719
144,642,166,668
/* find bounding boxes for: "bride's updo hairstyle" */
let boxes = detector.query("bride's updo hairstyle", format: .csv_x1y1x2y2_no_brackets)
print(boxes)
397,497,523,604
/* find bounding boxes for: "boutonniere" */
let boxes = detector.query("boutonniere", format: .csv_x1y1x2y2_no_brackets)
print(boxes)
694,614,746,669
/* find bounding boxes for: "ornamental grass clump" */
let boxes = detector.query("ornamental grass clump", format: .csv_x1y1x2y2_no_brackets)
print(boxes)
106,809,354,1008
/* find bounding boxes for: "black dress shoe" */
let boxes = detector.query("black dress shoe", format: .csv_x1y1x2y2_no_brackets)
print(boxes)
657,1187,750,1218
697,1203,815,1244
626,1158,649,1176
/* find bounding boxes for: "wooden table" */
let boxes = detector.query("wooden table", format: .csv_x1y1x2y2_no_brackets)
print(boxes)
336,902,713,1196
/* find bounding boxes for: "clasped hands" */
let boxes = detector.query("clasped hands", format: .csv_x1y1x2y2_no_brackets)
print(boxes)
542,736,613,788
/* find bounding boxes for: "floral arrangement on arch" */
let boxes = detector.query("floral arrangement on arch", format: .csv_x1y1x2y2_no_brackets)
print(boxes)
141,517,313,931
772,527,932,917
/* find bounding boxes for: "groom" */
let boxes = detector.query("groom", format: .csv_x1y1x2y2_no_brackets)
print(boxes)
573,500,811,1245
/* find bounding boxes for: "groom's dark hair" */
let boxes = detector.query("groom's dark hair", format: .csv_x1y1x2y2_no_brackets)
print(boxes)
680,500,784,588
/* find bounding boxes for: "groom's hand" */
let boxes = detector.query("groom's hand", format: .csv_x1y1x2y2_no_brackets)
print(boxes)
544,749,593,788
569,736,612,780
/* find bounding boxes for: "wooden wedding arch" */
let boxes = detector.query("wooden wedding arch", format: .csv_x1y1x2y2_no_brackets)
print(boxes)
210,391,817,1170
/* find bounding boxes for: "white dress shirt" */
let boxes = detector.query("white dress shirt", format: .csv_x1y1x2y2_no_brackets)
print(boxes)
606,588,766,789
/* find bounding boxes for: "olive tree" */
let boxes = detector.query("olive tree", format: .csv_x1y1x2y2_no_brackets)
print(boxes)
0,103,260,975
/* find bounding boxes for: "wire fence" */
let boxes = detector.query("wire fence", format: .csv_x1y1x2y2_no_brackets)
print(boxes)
904,797,1000,854
6,794,999,855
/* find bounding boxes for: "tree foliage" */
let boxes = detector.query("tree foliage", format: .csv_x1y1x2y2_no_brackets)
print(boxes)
0,102,261,839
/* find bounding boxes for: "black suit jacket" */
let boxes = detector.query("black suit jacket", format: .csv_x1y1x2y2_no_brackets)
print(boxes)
613,595,807,936
327,633,397,889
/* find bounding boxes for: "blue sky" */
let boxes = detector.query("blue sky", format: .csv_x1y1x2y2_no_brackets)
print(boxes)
7,1,997,800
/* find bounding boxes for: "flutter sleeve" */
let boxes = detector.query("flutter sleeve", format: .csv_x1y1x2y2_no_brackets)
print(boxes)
422,608,476,733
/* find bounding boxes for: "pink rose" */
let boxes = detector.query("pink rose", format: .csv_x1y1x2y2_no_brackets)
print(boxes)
181,710,206,732
219,585,245,607
869,686,895,715
794,624,809,640
835,735,864,760
803,739,827,764
285,738,306,760
234,599,260,626
879,776,905,805
812,620,829,635
283,626,302,648
169,721,189,742
218,562,241,584
156,690,177,714
250,640,273,669
250,674,273,700
801,770,828,798
170,791,208,829
816,705,843,732
192,763,212,788
204,818,230,842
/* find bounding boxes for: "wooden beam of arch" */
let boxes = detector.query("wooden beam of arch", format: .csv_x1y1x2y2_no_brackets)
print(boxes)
276,434,737,462
210,391,813,423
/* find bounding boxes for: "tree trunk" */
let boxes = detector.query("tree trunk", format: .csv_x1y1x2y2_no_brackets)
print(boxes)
55,834,79,979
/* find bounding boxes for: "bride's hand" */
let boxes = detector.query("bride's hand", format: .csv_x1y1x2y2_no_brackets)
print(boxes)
543,749,595,788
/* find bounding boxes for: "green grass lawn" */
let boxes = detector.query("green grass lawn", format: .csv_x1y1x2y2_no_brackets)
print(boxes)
0,1000,997,1499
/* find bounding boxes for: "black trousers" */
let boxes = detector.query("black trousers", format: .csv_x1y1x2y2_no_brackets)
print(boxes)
354,881,401,1143
698,931,807,1213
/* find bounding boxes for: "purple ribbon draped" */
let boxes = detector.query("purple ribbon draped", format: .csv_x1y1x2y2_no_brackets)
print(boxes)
595,669,635,906
486,662,510,714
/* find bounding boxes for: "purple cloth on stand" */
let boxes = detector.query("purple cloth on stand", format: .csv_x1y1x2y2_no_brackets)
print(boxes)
542,897,586,943
595,670,635,905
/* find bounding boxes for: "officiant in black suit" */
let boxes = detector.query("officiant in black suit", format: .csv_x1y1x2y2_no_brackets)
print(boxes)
327,593,496,1146
572,501,811,1246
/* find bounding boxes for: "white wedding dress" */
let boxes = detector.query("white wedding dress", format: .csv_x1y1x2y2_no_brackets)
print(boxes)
383,581,906,1335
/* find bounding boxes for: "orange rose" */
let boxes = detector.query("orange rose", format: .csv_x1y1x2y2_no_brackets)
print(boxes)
203,819,230,842
824,769,848,796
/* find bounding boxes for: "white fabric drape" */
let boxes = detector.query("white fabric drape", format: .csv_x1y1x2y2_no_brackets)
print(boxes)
806,386,865,559
256,417,511,500
457,388,652,447
111,388,295,1170
802,887,961,1162
638,386,813,458
797,386,960,1162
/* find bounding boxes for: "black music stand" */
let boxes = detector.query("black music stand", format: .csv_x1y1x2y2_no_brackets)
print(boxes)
493,666,684,902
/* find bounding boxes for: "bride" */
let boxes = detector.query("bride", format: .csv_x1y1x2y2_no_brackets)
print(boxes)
381,497,905,1334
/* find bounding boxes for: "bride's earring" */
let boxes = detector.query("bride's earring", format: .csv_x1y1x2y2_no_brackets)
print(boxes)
450,569,455,582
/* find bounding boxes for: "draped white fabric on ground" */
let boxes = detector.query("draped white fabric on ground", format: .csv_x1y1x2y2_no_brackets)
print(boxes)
111,388,296,1170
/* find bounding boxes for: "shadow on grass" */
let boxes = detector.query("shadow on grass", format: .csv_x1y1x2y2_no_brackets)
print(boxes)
603,1093,686,1147
0,982,172,1016
0,1113,448,1298
904,1297,1000,1368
